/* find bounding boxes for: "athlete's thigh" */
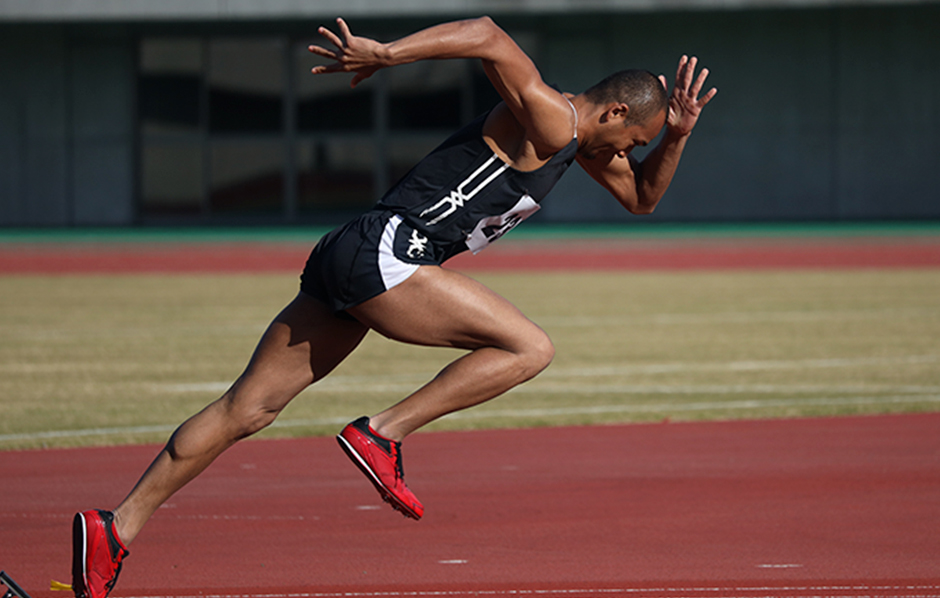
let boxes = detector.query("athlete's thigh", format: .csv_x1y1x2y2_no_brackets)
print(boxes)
235,292,369,409
347,265,544,351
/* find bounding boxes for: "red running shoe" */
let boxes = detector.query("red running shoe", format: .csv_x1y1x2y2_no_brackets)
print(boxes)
337,417,424,520
72,510,129,598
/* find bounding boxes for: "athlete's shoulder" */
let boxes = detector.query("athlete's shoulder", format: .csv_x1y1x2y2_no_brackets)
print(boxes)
482,98,574,170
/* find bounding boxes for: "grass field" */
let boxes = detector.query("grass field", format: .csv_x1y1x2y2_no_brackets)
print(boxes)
1,267,938,450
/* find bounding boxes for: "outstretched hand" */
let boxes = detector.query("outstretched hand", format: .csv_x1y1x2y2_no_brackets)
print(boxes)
308,18,386,88
657,55,717,136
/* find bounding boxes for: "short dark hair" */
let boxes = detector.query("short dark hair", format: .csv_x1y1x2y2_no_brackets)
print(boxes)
583,69,668,126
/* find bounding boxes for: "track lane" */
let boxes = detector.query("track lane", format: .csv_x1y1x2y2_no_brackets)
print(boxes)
1,236,939,273
1,414,938,597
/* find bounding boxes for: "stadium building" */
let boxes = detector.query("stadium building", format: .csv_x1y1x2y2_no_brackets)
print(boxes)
1,0,938,226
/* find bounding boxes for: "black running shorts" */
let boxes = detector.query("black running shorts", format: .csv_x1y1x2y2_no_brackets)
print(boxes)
300,210,447,314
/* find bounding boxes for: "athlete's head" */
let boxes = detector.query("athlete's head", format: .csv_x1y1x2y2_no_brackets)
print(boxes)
584,69,668,127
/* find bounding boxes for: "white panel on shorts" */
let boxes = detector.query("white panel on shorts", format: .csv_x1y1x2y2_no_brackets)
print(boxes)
378,214,421,291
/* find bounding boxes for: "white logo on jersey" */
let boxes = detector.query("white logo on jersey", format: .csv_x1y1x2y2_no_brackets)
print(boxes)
419,155,510,226
406,229,429,258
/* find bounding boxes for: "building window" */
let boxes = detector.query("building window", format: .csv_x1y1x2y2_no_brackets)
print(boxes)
137,34,507,223
139,38,204,216
387,60,468,131
208,38,284,134
139,38,202,136
209,139,285,214
140,142,203,216
296,137,376,212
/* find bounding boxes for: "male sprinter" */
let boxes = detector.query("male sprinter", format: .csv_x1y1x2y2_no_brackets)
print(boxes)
71,16,716,598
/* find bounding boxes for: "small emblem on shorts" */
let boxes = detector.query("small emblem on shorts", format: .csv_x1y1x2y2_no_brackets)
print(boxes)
407,230,429,259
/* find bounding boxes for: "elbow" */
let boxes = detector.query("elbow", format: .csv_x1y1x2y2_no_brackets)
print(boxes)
475,15,498,30
630,202,657,216
469,16,499,40
472,15,510,52
627,189,662,215
619,193,658,215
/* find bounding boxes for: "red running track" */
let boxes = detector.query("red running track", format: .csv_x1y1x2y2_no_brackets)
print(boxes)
1,237,939,273
2,414,939,598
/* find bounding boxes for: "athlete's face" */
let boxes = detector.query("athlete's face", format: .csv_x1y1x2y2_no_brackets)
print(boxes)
581,108,667,160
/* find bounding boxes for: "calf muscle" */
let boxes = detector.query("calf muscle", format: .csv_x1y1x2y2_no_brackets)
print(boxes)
348,266,554,440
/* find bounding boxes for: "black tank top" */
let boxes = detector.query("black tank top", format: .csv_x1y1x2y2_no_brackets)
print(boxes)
376,108,578,261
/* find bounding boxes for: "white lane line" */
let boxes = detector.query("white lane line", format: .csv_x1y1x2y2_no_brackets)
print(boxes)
3,394,938,443
442,394,940,421
0,424,181,442
537,307,937,327
155,355,940,394
114,583,940,598
4,356,937,443
0,511,312,522
542,355,940,377
508,384,940,395
159,381,940,395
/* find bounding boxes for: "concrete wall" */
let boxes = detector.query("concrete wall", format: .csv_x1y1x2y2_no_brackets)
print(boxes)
836,6,940,219
0,27,69,225
538,4,940,222
0,26,135,225
0,0,931,21
1,4,938,225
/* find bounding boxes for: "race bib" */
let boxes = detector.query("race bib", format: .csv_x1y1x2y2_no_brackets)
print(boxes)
465,194,540,254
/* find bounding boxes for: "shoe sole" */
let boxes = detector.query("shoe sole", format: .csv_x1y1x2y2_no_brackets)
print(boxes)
71,512,89,598
336,434,422,520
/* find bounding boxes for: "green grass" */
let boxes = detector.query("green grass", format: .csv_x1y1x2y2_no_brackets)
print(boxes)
1,269,938,450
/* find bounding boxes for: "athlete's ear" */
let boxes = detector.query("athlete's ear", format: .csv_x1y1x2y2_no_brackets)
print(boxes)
603,102,630,123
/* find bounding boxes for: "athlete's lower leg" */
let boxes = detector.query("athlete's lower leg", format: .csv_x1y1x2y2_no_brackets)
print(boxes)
112,395,254,544
369,339,553,440
108,293,367,545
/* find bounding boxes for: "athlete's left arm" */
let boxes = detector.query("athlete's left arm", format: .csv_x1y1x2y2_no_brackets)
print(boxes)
579,56,717,215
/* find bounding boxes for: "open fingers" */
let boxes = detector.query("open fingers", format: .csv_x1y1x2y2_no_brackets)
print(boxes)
698,86,719,107
674,54,688,87
674,55,718,104
307,43,337,61
676,55,697,92
317,23,345,49
335,17,353,42
308,20,351,75
689,65,709,98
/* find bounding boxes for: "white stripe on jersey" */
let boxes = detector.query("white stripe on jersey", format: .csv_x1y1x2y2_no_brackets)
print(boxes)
418,154,511,226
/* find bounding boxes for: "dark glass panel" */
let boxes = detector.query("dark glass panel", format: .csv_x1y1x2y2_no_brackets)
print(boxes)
209,140,284,214
141,143,203,215
297,138,375,211
208,39,284,133
139,39,202,135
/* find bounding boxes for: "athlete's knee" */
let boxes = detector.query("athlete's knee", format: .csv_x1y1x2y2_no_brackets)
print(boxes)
532,331,556,373
233,407,280,440
220,388,284,440
516,328,555,381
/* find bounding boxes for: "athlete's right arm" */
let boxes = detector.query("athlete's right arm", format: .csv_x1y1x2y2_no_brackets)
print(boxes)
308,17,574,154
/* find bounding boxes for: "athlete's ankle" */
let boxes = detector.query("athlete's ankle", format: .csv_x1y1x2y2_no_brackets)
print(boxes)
110,508,135,547
367,416,405,443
